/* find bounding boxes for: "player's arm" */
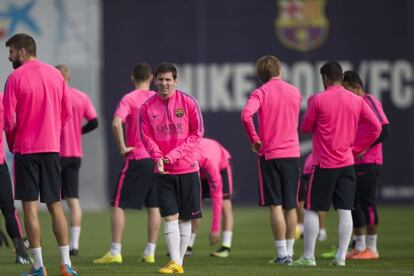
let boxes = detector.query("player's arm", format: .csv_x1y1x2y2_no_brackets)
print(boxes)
205,162,223,244
139,104,164,165
301,95,317,134
61,81,72,127
82,95,99,134
241,90,262,152
3,76,17,151
112,116,133,158
164,99,204,164
353,101,381,153
370,124,390,147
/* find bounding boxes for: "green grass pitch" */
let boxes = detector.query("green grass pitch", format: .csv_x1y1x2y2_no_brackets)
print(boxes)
1,207,413,275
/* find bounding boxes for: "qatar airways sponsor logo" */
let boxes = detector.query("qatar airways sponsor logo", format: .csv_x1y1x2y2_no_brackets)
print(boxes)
156,123,183,135
176,60,414,111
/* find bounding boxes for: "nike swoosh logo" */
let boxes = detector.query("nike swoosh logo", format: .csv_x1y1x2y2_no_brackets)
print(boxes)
357,172,367,176
191,210,201,216
152,114,159,118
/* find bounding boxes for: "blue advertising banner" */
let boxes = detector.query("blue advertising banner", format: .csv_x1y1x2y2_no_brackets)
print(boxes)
103,0,414,204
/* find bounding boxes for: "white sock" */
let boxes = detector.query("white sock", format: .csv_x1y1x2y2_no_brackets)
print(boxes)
274,240,288,258
164,220,181,264
59,245,71,266
70,226,81,250
31,247,44,270
222,231,233,248
299,223,304,233
188,233,196,248
336,209,353,261
179,221,192,265
143,242,156,257
303,210,319,260
286,239,295,256
110,242,121,256
366,234,377,252
355,235,366,251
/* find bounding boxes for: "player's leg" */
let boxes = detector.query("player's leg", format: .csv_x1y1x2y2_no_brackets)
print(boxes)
331,165,356,266
0,162,30,263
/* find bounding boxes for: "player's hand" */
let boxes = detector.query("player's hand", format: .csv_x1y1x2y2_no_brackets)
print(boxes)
157,159,168,174
209,232,220,245
251,141,262,154
120,146,135,158
356,150,367,160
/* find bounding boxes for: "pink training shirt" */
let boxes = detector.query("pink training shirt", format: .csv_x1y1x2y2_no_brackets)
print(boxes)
354,93,389,165
140,90,204,174
0,93,5,164
3,60,72,154
60,87,97,157
303,153,313,175
114,89,156,160
241,77,301,159
301,85,381,168
196,138,232,234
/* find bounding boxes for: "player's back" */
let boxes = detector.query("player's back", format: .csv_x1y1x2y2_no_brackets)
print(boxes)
4,60,71,154
255,78,301,159
310,85,364,167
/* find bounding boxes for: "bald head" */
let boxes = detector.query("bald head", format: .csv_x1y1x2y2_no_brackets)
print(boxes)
55,64,71,83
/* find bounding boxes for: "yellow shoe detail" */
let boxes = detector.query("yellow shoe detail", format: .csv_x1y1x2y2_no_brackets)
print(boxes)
93,252,123,264
158,260,184,274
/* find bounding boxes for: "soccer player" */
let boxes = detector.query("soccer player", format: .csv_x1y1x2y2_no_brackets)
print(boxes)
343,70,390,260
291,62,381,267
0,91,31,264
56,64,99,256
3,33,78,276
241,55,301,264
189,137,234,258
94,63,161,264
140,63,204,274
296,153,328,242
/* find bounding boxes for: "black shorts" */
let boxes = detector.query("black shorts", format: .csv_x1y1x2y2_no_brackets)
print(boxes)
157,172,202,220
258,157,299,210
14,153,61,204
60,157,81,198
0,163,15,212
305,165,356,212
201,165,233,200
352,164,380,227
298,174,310,202
111,158,158,209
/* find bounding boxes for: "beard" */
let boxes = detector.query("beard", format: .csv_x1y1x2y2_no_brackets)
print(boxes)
12,60,22,69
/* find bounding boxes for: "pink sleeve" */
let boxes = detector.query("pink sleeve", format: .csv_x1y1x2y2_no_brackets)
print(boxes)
61,82,72,127
84,95,97,120
375,99,389,125
114,96,131,122
165,99,204,164
353,101,382,153
241,90,261,143
301,96,317,134
203,160,223,234
3,77,17,149
140,104,163,162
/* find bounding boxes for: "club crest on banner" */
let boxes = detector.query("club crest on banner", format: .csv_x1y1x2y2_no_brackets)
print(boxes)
275,0,328,52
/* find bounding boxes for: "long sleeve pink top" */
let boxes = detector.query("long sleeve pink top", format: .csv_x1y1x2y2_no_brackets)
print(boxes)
3,60,72,154
301,85,381,168
140,90,204,174
241,77,301,159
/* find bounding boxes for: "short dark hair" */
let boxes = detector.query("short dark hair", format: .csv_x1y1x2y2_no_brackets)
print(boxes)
343,70,364,89
132,63,152,82
154,63,177,80
256,55,281,82
5,33,37,57
320,61,342,82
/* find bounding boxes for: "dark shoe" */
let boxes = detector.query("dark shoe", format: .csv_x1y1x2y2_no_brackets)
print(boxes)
69,249,79,256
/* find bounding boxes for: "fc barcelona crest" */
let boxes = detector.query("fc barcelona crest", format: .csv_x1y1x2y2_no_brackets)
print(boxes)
175,108,185,117
275,0,329,52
